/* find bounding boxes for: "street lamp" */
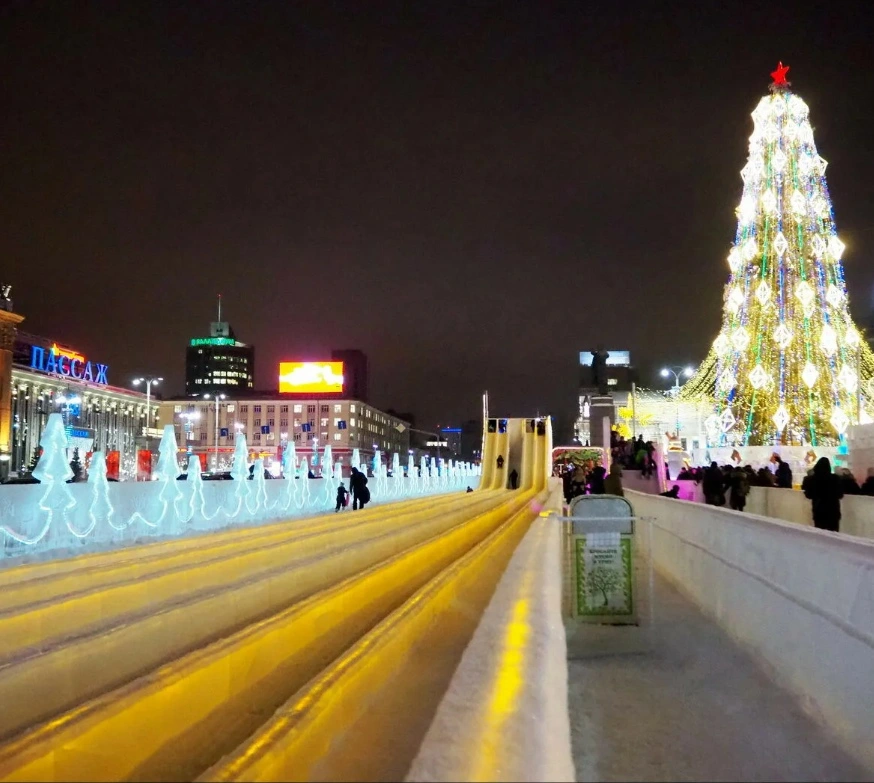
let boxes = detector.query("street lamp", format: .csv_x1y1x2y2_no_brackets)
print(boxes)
132,376,162,452
179,411,200,464
203,393,226,471
132,376,162,432
660,366,694,436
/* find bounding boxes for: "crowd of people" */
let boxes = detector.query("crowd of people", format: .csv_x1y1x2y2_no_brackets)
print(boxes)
560,436,874,535
610,433,658,477
557,460,625,502
686,455,872,533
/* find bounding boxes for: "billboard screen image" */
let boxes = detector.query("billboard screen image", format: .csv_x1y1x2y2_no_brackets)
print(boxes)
278,361,345,394
579,350,631,367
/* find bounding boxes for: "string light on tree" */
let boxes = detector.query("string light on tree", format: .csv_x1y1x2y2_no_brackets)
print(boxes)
679,63,874,445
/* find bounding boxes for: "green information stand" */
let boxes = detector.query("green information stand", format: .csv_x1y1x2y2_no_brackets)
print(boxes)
564,495,641,627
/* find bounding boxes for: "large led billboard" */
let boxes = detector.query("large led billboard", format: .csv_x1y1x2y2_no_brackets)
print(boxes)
278,361,345,394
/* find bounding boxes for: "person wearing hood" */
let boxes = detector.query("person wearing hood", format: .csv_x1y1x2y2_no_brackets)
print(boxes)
802,457,844,532
604,463,624,496
702,461,725,506
773,454,793,488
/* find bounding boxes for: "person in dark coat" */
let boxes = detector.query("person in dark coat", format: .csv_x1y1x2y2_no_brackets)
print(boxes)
349,467,370,510
837,468,861,495
562,468,573,503
589,465,606,495
660,485,681,498
861,468,874,496
802,457,844,532
604,463,624,496
702,462,725,506
774,455,793,488
729,466,750,512
508,468,519,490
335,482,349,512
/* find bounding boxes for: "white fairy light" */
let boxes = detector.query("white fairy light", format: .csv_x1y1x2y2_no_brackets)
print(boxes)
749,363,769,390
772,405,790,431
755,280,771,305
731,326,751,351
801,362,819,389
773,231,788,256
773,323,792,350
821,323,838,356
831,407,849,435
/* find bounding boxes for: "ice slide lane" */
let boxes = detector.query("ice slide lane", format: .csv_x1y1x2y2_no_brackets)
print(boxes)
0,490,478,603
479,428,497,490
0,492,507,742
0,490,490,626
200,490,544,782
0,489,537,782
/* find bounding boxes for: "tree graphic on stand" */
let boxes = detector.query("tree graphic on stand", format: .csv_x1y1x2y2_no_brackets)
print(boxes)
587,566,622,608
682,63,874,446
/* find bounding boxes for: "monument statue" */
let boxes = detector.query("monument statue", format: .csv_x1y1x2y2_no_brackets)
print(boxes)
591,348,610,395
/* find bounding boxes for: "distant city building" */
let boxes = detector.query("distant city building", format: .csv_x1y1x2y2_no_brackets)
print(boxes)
159,393,409,475
185,303,254,397
10,331,153,477
440,420,481,463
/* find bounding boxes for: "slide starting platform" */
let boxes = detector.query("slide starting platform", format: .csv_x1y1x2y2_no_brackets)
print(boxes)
480,415,553,492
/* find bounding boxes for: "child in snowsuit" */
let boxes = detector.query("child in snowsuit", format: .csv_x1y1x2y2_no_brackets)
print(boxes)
335,483,349,512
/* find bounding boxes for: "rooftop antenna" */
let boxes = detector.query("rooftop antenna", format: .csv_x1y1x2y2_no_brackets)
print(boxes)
217,293,222,322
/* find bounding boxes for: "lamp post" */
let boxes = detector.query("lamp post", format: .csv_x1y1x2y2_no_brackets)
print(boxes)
203,393,226,471
180,411,200,465
660,366,694,436
132,376,162,452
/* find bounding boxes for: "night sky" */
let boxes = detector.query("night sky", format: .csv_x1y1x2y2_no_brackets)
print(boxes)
4,1,874,438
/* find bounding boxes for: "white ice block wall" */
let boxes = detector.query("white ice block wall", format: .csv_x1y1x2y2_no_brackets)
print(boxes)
0,416,482,563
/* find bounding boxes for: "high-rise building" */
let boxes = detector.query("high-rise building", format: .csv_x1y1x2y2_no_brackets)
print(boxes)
185,298,254,397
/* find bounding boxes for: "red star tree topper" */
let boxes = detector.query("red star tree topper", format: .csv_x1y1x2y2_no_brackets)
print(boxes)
771,61,790,85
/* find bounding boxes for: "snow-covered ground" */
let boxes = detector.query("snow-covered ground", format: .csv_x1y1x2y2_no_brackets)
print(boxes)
568,572,870,782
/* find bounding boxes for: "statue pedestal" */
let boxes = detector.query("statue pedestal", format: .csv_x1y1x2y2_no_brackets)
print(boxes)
589,395,615,449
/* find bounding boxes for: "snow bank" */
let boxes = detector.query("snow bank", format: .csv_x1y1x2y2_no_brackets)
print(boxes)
407,513,574,782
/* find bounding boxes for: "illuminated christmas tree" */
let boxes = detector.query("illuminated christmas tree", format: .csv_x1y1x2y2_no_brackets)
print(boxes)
682,63,874,446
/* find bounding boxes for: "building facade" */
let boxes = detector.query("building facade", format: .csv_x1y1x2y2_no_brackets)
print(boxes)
185,319,254,397
159,394,410,474
9,332,155,478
